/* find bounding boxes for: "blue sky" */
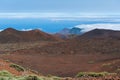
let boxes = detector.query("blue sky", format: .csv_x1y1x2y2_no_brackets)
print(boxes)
0,0,120,33
0,0,119,17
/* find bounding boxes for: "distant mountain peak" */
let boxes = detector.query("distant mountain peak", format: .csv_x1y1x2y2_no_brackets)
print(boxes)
55,27,84,39
58,28,70,35
69,27,83,35
58,27,83,35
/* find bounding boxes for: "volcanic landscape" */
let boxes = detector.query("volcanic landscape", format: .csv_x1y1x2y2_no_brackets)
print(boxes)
0,28,120,79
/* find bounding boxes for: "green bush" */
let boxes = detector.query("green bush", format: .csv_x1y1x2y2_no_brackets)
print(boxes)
76,72,109,77
0,70,61,80
0,70,13,77
9,64,25,72
76,72,85,77
51,76,61,80
87,72,108,77
25,75,39,80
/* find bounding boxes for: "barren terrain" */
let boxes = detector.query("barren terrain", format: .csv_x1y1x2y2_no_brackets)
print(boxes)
0,28,119,79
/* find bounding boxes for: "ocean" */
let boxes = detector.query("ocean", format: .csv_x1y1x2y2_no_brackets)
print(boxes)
0,18,120,33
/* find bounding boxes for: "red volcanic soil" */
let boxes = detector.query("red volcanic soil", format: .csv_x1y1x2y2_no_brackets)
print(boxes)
0,28,62,43
1,54,120,77
0,29,120,77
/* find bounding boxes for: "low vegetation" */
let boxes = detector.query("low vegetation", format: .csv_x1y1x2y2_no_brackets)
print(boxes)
116,68,120,74
76,72,110,77
0,70,13,77
0,70,62,80
9,63,25,72
87,61,95,64
102,63,112,67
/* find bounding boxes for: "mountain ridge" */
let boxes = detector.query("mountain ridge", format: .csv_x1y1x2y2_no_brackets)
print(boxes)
0,28,62,43
78,28,120,39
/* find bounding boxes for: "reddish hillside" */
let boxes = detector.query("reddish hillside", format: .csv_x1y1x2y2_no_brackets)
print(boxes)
14,29,120,55
0,28,61,43
79,29,120,39
1,29,120,77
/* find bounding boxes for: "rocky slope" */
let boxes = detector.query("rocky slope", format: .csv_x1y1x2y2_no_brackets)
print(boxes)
0,28,61,43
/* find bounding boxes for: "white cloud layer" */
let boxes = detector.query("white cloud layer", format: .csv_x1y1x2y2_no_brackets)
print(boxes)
75,24,120,32
21,29,33,31
0,13,119,19
0,28,42,32
0,29,3,32
22,28,42,31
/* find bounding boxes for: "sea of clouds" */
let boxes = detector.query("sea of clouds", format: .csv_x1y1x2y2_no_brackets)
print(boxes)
75,24,120,32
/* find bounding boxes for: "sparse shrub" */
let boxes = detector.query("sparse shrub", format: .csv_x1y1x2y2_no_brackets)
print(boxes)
30,70,39,74
47,74,53,77
102,63,112,67
76,72,85,77
5,60,10,62
88,61,95,64
10,63,25,72
64,77,72,80
76,72,109,77
0,70,62,80
116,68,120,74
0,70,13,77
17,75,44,80
87,72,108,77
26,75,38,80
52,76,61,80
